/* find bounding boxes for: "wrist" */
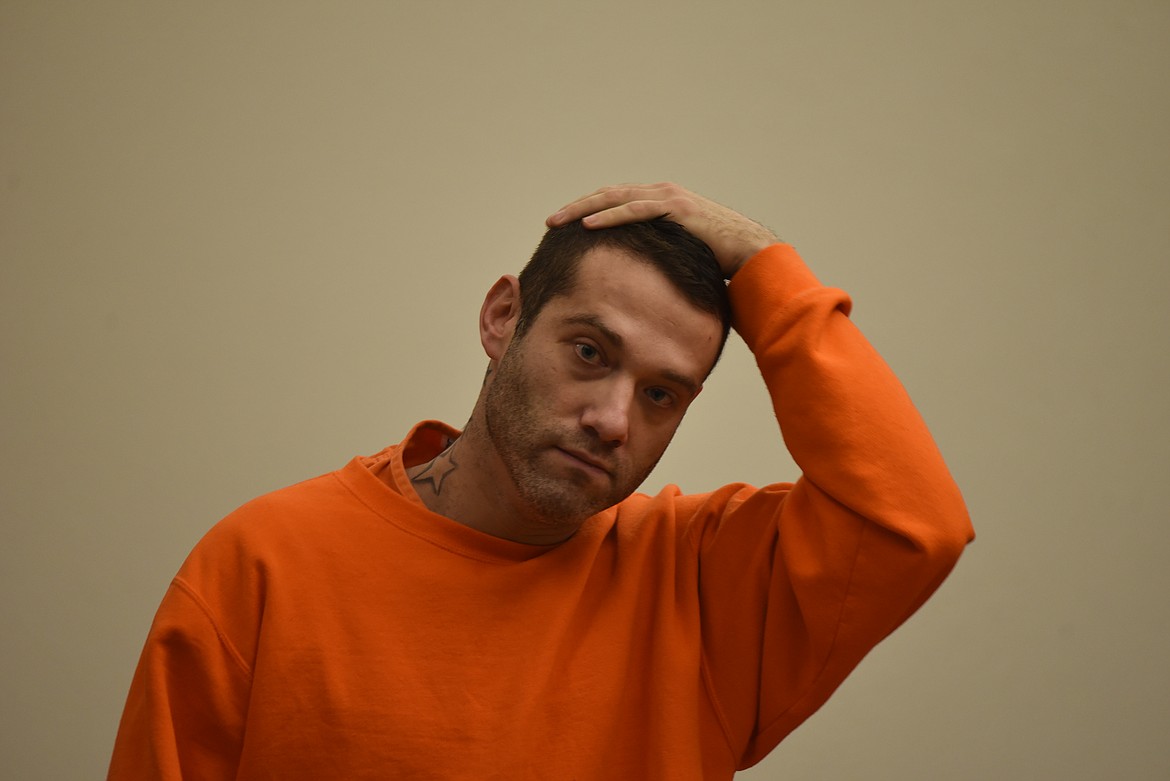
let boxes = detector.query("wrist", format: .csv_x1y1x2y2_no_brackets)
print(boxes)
724,240,779,280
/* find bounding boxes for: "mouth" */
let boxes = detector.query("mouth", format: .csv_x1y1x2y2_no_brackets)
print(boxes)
555,447,612,477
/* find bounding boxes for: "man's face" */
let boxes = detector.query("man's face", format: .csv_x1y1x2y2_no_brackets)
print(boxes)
483,246,723,527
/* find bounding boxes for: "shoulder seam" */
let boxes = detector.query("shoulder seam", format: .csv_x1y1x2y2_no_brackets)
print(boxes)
170,576,255,679
698,497,870,766
750,516,871,758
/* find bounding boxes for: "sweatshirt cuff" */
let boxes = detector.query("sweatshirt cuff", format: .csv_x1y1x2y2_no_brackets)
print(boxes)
728,243,829,346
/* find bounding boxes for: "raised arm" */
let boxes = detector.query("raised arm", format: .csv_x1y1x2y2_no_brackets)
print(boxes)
555,182,973,766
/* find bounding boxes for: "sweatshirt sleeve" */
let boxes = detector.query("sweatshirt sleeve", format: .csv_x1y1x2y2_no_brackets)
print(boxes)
693,244,974,768
107,572,253,779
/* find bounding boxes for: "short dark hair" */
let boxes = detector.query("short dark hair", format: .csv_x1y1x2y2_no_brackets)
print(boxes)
514,219,732,369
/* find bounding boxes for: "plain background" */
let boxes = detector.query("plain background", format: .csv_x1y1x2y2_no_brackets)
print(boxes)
2,1,1168,778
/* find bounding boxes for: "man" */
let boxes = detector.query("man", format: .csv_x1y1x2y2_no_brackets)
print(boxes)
109,183,972,779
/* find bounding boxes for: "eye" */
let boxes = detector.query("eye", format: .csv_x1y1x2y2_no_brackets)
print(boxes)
574,342,604,365
645,387,675,408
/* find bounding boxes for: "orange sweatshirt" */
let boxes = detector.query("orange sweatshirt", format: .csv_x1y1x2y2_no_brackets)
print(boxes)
109,244,973,780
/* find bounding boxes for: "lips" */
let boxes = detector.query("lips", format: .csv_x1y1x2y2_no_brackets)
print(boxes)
556,447,613,476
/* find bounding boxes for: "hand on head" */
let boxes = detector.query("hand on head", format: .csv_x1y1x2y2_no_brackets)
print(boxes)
546,182,779,279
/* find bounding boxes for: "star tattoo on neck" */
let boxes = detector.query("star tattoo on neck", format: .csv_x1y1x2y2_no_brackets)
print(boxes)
411,445,459,495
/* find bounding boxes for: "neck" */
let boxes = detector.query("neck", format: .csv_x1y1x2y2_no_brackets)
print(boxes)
405,414,579,546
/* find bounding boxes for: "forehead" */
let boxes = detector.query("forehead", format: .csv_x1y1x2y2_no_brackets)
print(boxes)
538,246,723,376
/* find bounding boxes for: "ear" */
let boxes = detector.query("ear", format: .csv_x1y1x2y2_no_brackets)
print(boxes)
480,275,521,361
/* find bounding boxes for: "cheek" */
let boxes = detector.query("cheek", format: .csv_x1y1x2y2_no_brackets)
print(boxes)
632,416,683,457
542,359,596,408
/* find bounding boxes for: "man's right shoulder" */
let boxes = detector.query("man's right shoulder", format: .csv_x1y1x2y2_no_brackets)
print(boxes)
195,465,357,549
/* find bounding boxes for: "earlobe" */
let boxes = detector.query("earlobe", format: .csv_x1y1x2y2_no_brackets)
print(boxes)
480,275,521,360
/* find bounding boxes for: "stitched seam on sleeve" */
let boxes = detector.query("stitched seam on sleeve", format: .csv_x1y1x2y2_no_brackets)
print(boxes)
699,644,743,768
690,489,755,767
171,576,254,679
754,515,870,744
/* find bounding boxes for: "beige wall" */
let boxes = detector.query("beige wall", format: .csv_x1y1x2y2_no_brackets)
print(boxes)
2,1,1168,778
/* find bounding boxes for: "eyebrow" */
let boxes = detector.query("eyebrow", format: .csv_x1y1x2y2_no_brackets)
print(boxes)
565,314,623,347
563,314,701,397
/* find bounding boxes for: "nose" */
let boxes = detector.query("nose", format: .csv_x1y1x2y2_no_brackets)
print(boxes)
580,379,633,447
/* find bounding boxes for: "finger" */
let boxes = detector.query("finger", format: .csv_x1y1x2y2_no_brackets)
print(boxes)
545,183,678,226
577,199,678,229
545,184,646,226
